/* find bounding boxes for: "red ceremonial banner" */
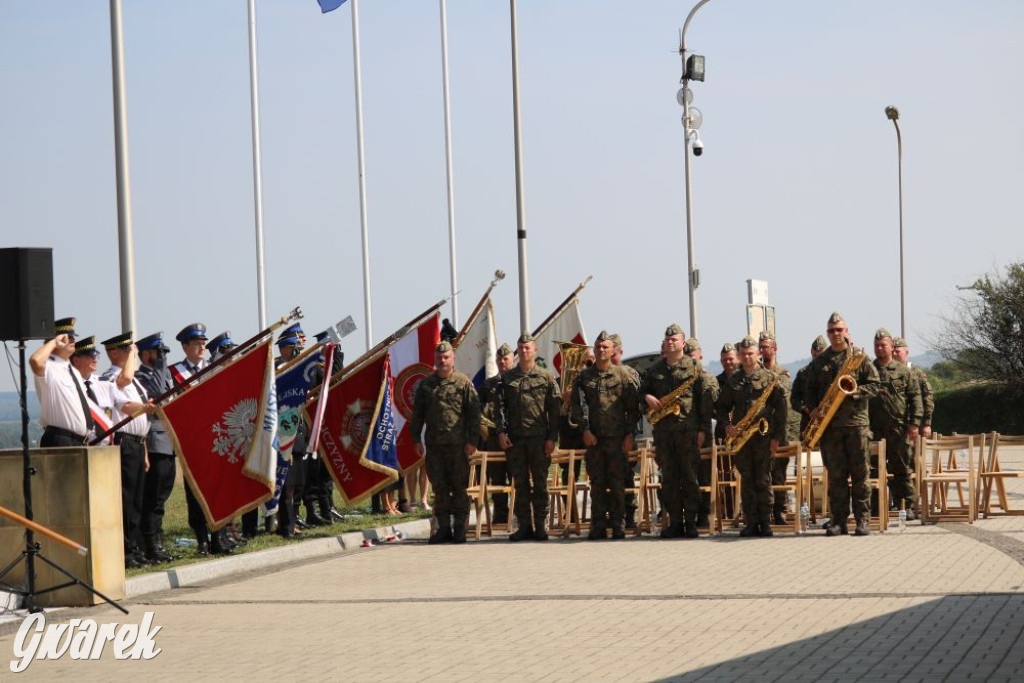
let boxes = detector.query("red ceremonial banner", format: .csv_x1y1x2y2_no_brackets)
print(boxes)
390,313,440,471
159,340,275,530
312,354,398,504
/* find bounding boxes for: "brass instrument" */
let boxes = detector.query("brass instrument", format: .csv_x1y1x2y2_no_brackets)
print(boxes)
646,373,700,425
480,414,496,440
802,347,866,449
724,373,780,453
555,340,592,419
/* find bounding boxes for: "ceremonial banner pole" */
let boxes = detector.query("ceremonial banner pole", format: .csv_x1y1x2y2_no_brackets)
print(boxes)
509,0,530,333
247,0,268,328
453,270,505,350
351,0,374,349
531,275,593,338
439,0,460,328
91,307,304,443
109,0,137,333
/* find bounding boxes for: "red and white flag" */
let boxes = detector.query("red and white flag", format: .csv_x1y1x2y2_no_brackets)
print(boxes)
389,312,440,471
533,298,588,379
159,340,277,530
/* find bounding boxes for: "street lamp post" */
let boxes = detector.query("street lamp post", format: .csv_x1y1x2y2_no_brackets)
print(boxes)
885,105,906,339
678,0,713,339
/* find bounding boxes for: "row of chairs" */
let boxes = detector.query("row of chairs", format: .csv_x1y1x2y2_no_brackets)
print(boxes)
462,433,1024,539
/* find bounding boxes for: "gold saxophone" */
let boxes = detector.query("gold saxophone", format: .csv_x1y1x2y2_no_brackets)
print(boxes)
646,373,700,425
555,341,592,421
802,347,867,449
724,373,780,453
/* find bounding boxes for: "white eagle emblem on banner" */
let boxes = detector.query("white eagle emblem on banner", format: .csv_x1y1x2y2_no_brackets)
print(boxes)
211,398,258,463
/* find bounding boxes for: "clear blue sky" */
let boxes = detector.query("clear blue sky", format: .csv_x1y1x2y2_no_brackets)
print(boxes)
1,1,1022,392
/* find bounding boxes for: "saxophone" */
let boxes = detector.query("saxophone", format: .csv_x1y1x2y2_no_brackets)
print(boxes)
724,373,780,453
802,347,867,449
646,373,700,425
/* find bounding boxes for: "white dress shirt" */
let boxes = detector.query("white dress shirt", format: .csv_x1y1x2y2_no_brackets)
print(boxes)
34,355,89,436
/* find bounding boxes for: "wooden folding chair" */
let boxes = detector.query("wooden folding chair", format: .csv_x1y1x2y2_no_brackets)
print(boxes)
547,449,575,533
466,450,513,539
558,449,589,538
769,443,803,534
625,448,647,537
918,435,979,524
978,433,1024,517
818,440,888,531
638,446,662,536
803,447,826,523
715,442,742,530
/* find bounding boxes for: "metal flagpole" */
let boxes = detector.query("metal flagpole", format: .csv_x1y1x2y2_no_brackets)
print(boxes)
247,0,268,329
509,0,530,333
109,0,137,334
439,0,459,329
350,0,373,349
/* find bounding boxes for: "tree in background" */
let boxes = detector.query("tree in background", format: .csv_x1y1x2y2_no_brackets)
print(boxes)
934,261,1024,394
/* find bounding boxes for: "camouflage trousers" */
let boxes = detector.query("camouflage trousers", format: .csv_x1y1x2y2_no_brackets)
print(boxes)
653,428,700,528
507,436,550,525
585,437,628,530
875,425,914,510
821,426,871,522
736,436,773,526
424,443,470,517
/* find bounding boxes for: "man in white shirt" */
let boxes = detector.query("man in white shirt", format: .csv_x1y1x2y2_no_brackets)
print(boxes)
30,317,91,446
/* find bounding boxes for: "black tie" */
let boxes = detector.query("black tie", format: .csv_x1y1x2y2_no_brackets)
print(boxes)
70,367,96,433
84,379,99,405
133,378,147,401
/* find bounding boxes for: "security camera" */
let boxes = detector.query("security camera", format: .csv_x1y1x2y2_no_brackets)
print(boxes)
692,138,703,156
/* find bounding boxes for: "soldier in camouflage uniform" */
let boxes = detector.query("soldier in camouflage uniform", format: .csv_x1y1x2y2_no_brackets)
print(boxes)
714,342,740,519
477,343,516,524
409,341,482,544
571,331,641,539
718,337,789,537
610,333,642,529
758,331,798,525
893,337,934,439
685,338,718,529
494,333,561,541
870,329,923,518
791,335,828,437
639,324,711,538
804,312,881,536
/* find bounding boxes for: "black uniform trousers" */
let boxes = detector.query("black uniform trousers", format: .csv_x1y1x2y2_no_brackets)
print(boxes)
141,452,176,544
114,433,147,552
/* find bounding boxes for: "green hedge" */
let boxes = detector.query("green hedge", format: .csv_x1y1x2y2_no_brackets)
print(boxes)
932,383,1024,435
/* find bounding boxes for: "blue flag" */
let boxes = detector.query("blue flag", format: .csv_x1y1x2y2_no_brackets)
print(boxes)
267,349,321,513
358,354,399,477
318,0,349,13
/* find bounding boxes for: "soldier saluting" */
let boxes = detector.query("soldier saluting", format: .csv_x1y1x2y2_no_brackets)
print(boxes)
409,341,481,544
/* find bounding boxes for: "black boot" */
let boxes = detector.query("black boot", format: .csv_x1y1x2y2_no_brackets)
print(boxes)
739,523,759,537
532,518,548,542
611,524,626,540
211,529,233,555
452,515,468,544
319,496,338,523
145,537,174,564
509,518,533,542
429,515,453,544
826,520,849,536
196,534,210,556
759,517,774,537
697,513,710,529
683,514,699,539
306,509,330,527
854,518,871,536
772,510,787,526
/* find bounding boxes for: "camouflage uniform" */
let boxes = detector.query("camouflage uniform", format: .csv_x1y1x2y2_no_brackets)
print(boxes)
477,372,509,523
696,368,719,525
409,369,481,538
639,353,711,536
804,330,880,532
571,360,641,537
869,354,923,511
763,362,794,519
494,362,560,535
717,358,788,535
791,335,828,437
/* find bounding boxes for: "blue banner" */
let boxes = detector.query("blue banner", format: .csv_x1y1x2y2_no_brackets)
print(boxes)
359,355,399,477
318,0,349,14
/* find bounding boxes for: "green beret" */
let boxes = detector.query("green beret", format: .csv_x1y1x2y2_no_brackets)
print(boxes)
435,341,453,354
737,336,757,350
496,343,513,357
811,335,828,352
893,336,908,348
720,343,736,354
827,311,845,326
517,332,535,344
664,323,685,338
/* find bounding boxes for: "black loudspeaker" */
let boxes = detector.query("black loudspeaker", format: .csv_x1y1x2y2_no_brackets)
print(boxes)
0,247,55,341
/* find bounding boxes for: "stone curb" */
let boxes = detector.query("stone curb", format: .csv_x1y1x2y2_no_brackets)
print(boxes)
125,517,433,599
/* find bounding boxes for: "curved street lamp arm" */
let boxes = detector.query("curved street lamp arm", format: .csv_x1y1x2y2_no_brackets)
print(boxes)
681,0,714,52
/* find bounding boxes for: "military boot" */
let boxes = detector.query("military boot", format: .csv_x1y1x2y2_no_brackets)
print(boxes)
588,523,607,540
509,518,533,542
611,524,626,540
854,518,871,536
452,515,468,544
429,515,453,544
772,511,787,526
759,517,774,537
739,522,759,537
533,517,549,542
683,513,700,539
826,520,849,536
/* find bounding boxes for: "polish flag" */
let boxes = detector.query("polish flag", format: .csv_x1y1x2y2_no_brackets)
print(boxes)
388,313,440,471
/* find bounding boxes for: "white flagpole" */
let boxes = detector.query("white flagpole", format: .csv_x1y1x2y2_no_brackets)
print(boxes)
509,0,530,333
350,0,373,349
247,0,268,329
439,0,459,328
109,0,137,333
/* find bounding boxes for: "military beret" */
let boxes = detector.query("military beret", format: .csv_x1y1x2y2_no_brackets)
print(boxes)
496,343,514,357
811,335,828,352
137,332,164,351
276,333,300,348
758,331,775,343
684,338,700,354
664,323,685,338
827,311,845,326
435,341,453,354
737,336,758,350
874,327,893,341
74,336,99,357
893,336,908,349
54,317,77,336
595,330,611,343
608,333,622,348
208,331,236,353
101,331,133,350
720,343,736,354
517,332,535,344
176,323,208,343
